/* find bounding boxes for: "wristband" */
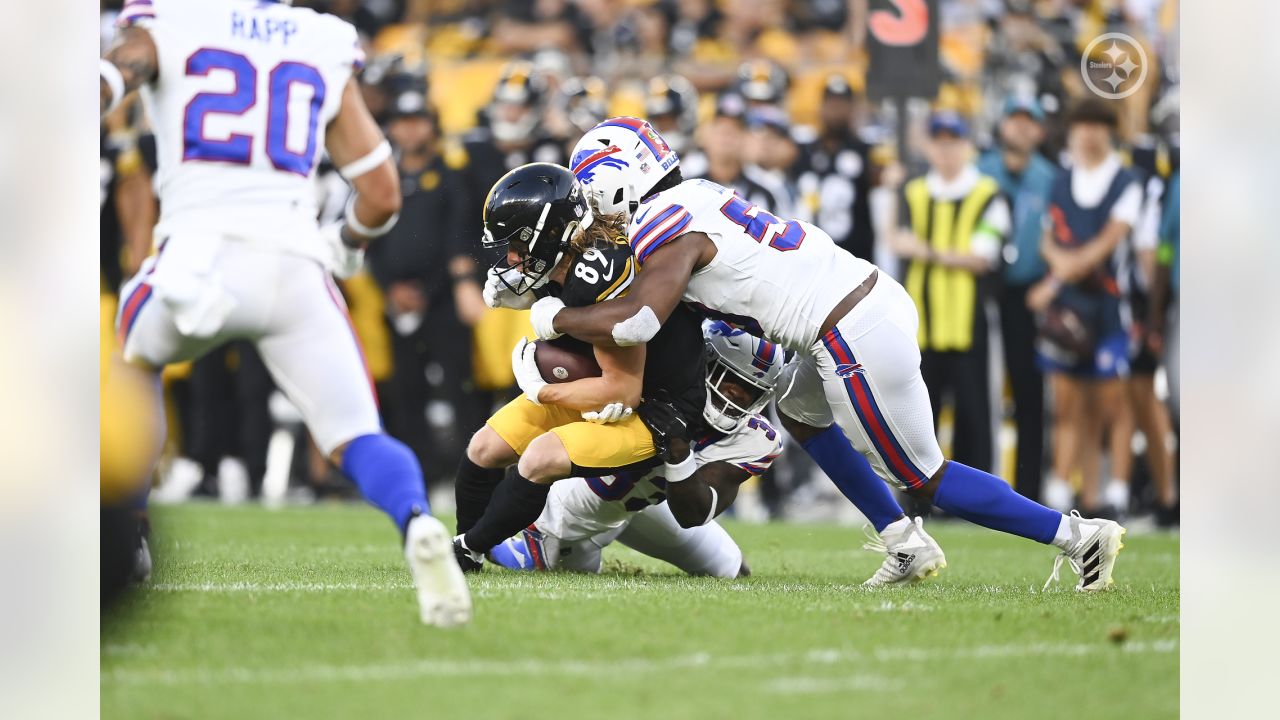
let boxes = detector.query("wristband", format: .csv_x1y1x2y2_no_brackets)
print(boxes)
663,453,697,483
703,487,719,526
100,59,126,116
344,193,399,240
338,140,392,180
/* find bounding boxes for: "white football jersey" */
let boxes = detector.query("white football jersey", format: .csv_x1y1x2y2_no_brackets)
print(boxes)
627,178,877,351
119,0,363,260
539,414,785,542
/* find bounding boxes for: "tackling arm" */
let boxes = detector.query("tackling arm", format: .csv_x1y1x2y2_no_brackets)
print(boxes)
549,233,709,346
665,459,749,529
326,78,402,247
101,27,158,116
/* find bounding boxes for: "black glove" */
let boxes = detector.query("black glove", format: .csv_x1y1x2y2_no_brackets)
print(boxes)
637,393,690,461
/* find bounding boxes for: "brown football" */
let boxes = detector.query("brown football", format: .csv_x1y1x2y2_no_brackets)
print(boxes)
534,341,601,384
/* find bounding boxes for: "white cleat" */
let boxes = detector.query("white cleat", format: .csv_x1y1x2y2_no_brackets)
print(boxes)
1044,510,1126,592
861,516,947,587
404,515,472,627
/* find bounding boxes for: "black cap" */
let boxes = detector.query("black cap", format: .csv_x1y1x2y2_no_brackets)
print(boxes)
387,90,434,121
714,92,748,123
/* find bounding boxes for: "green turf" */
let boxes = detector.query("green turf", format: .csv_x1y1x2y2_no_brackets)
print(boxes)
101,503,1179,719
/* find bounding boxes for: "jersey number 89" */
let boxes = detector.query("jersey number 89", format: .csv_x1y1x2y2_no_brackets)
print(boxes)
183,48,326,176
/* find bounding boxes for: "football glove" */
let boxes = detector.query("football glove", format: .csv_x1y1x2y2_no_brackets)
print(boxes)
320,222,365,279
511,337,547,405
483,267,538,310
636,394,690,460
582,402,633,424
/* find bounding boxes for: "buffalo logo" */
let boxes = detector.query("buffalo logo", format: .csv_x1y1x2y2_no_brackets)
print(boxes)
835,363,865,378
571,145,629,183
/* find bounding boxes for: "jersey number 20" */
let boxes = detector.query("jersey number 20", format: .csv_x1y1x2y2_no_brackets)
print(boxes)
719,196,806,252
183,48,325,176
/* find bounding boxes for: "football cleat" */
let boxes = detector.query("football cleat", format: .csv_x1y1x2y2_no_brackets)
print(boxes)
1043,510,1126,592
132,536,153,584
403,515,472,627
452,534,485,573
132,514,152,584
861,516,946,587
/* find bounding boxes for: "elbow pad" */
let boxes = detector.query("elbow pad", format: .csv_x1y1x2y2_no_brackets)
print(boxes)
611,305,660,346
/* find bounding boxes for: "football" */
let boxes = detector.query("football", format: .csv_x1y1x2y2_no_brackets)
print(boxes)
534,340,601,383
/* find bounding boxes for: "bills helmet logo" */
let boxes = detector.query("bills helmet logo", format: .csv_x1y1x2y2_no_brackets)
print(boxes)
571,145,629,183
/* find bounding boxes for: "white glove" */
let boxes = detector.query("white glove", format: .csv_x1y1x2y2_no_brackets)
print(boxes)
511,337,547,404
530,296,565,340
483,267,537,310
320,223,365,279
582,402,633,424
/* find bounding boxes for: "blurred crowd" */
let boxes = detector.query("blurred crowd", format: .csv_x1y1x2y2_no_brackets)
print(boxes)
99,0,1179,526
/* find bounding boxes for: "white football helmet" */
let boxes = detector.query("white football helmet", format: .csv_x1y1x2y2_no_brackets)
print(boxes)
569,117,680,218
702,321,786,433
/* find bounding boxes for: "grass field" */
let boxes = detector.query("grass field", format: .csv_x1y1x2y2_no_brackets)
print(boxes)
101,503,1179,719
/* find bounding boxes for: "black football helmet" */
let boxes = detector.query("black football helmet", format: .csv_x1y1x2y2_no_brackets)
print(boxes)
482,163,593,294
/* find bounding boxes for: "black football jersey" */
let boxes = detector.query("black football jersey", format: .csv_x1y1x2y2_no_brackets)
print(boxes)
546,240,707,421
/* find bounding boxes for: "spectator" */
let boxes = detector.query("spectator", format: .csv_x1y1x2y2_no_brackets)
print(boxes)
366,89,487,489
691,93,787,212
796,73,878,261
1112,143,1177,523
892,112,1010,474
644,74,701,156
746,106,801,219
1029,99,1142,516
1146,169,1179,526
977,95,1057,502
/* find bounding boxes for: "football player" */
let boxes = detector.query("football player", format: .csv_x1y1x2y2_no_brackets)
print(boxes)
524,118,1127,592
487,321,786,578
98,0,471,625
452,163,708,571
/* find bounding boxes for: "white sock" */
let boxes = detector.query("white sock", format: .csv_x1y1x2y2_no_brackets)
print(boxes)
1051,514,1074,550
882,516,912,536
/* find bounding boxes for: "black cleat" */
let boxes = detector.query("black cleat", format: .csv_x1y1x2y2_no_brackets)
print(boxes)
452,535,484,573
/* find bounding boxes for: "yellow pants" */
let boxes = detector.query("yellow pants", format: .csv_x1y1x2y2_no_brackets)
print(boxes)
486,395,657,472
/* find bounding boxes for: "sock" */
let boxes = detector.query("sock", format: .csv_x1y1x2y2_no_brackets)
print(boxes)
488,536,537,571
933,461,1062,544
1052,515,1074,550
464,472,551,554
801,425,904,532
454,455,505,534
341,433,429,534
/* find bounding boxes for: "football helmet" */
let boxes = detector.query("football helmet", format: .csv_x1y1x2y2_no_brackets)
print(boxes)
702,321,785,433
569,117,679,218
489,61,547,144
558,76,610,136
735,60,789,105
482,163,593,295
644,75,699,155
